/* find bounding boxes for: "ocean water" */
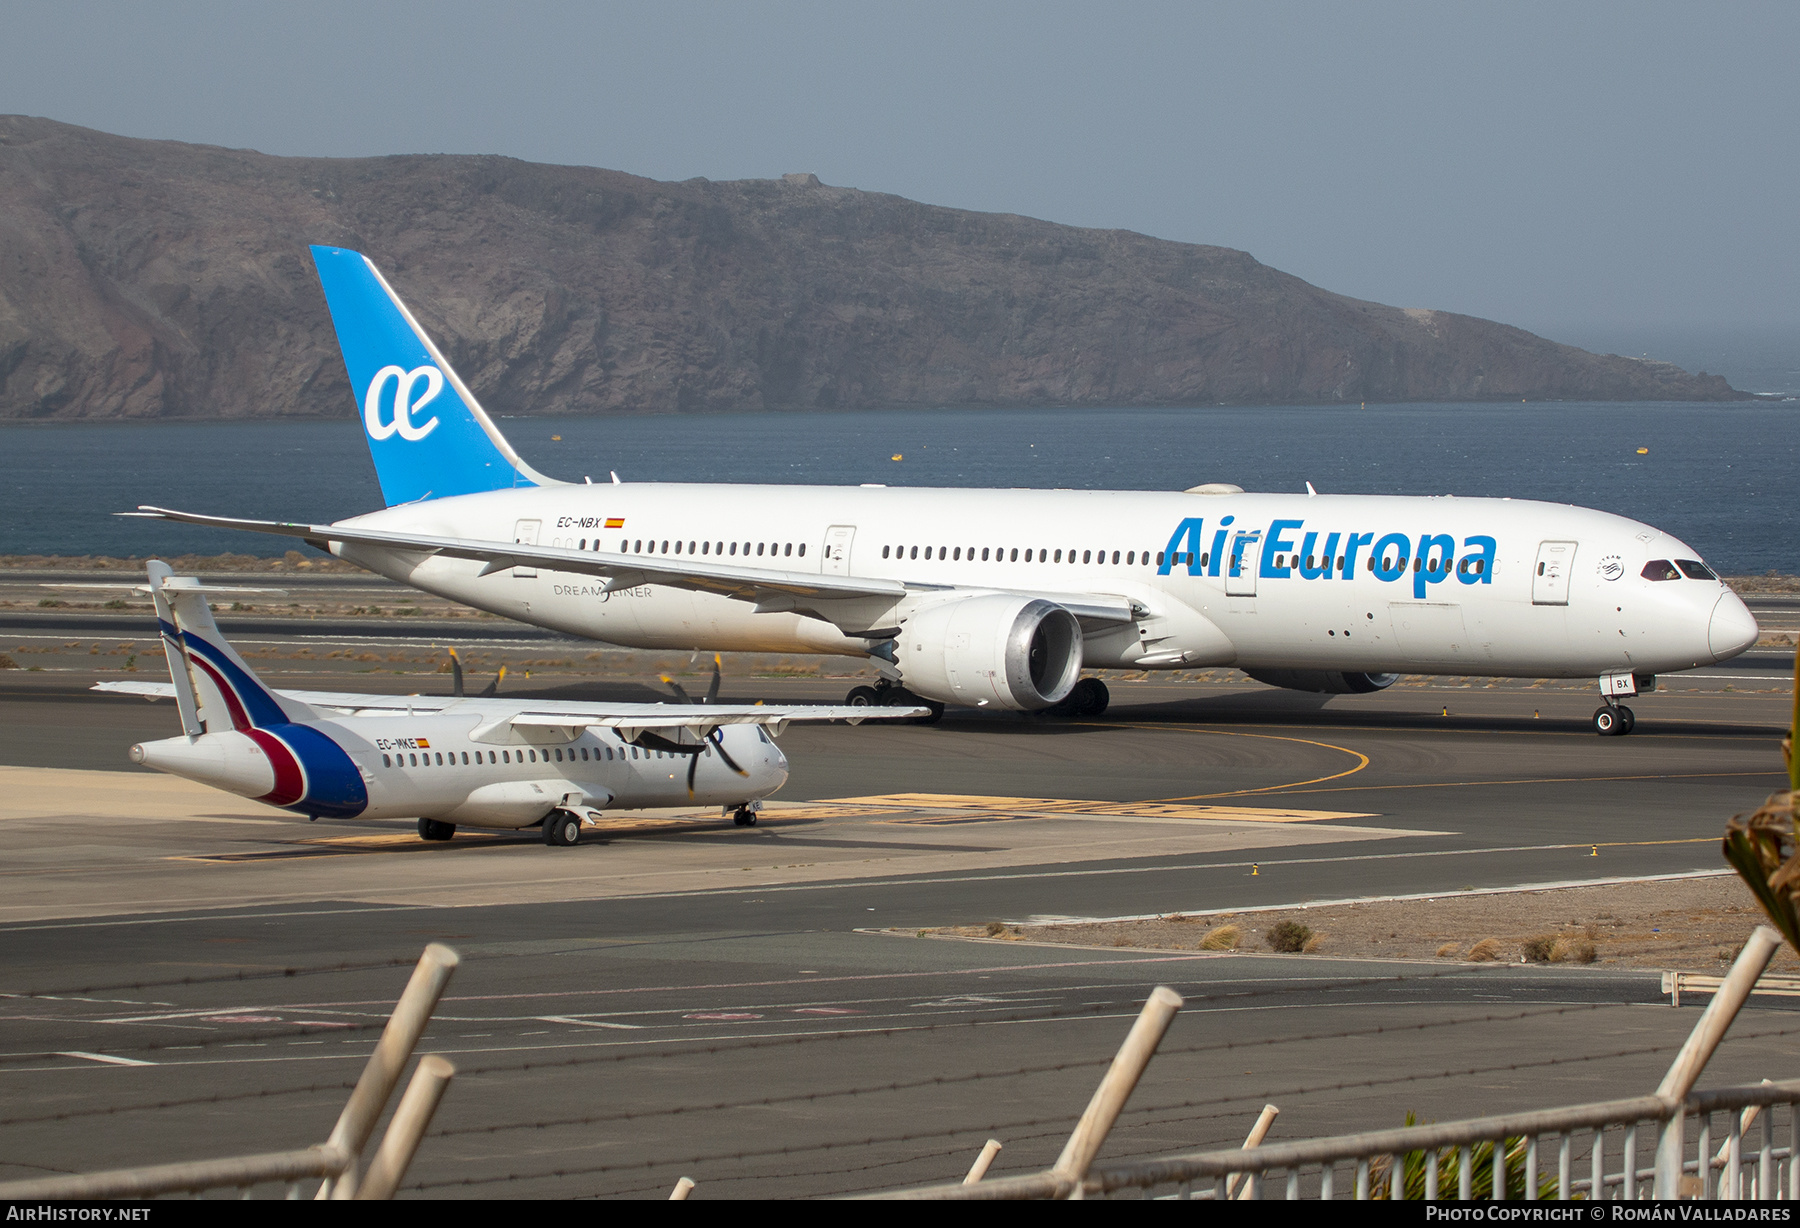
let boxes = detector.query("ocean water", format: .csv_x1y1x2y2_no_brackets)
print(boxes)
1,402,1795,574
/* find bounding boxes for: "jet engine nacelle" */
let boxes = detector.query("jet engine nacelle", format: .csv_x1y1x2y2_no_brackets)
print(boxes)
1242,669,1401,695
898,595,1084,710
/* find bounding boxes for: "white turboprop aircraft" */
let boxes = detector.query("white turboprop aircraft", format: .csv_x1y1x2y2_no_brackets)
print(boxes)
95,563,925,845
133,247,1759,737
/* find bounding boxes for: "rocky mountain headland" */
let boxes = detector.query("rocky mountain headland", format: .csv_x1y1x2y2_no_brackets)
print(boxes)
0,116,1743,420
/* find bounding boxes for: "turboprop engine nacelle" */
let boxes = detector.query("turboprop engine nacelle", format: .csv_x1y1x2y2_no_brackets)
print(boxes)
898,594,1083,711
1241,669,1401,695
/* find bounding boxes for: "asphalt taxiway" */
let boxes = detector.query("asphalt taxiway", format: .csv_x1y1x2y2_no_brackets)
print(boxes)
0,625,1794,1197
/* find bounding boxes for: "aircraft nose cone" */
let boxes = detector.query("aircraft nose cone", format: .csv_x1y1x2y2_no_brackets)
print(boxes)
1709,591,1759,661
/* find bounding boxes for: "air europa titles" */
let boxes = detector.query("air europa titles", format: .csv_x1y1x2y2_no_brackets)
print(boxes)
1159,517,1497,600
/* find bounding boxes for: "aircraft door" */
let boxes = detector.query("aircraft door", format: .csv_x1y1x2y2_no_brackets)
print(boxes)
822,525,855,575
513,519,541,578
1225,530,1262,596
1532,541,1577,605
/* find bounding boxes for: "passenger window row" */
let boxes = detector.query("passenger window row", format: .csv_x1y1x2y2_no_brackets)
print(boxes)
567,538,805,560
870,544,1490,577
1267,552,1489,576
1642,559,1717,582
379,741,705,769
882,545,1159,565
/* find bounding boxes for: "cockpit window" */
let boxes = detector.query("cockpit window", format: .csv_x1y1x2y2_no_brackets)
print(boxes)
1641,560,1681,581
1676,559,1717,581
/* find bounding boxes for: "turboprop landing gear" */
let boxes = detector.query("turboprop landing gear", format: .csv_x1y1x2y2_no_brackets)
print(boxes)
1592,704,1635,737
418,818,455,841
542,810,583,847
732,806,759,827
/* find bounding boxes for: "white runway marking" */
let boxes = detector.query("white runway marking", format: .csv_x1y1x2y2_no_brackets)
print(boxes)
56,1051,155,1066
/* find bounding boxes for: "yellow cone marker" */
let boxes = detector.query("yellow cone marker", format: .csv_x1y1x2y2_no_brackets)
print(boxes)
1591,845,1599,857
1251,863,1259,876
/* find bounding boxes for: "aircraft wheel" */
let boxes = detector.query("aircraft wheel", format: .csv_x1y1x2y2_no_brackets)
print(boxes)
1617,705,1635,734
1069,677,1110,717
418,818,455,842
543,810,582,846
733,807,758,827
882,687,942,725
1592,706,1624,737
846,685,880,707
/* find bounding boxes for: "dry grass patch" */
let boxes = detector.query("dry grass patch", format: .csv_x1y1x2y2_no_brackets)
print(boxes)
1551,936,1598,964
1467,938,1504,962
1199,924,1242,951
1521,934,1558,963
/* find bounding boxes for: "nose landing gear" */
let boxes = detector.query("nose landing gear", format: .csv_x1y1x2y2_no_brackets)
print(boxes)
1594,670,1646,736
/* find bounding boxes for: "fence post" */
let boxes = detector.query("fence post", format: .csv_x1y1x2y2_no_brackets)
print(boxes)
353,1055,455,1200
963,1140,1003,1184
321,943,461,1199
1227,1104,1279,1199
1653,927,1779,1198
1050,985,1183,1198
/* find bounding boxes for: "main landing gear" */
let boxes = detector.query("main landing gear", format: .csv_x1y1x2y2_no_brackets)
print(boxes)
1049,677,1110,718
731,806,759,827
1592,704,1635,737
845,679,945,725
417,818,455,842
542,809,583,847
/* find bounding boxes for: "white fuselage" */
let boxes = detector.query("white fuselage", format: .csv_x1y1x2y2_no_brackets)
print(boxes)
134,714,788,828
327,484,1754,682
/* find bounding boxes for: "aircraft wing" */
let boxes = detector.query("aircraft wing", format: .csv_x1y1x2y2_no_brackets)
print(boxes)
125,506,1137,625
504,702,927,731
93,682,923,733
128,506,910,603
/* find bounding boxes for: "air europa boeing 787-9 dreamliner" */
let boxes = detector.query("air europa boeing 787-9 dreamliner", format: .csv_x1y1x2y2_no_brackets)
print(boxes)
134,247,1758,736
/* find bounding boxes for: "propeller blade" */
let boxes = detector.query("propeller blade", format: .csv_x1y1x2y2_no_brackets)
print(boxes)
686,752,699,798
479,664,506,698
709,727,749,777
705,654,722,704
448,647,464,698
660,673,693,703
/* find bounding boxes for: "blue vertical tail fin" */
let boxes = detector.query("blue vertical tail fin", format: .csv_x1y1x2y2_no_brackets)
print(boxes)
309,246,559,506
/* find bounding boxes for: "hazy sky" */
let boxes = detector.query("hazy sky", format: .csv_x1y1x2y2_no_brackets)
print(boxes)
5,1,1797,341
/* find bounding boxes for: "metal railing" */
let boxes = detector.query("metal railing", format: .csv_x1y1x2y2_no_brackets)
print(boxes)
0,943,459,1201
872,927,1793,1200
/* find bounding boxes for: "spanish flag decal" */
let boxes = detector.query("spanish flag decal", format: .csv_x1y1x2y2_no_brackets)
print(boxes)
604,517,625,529
416,738,431,749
